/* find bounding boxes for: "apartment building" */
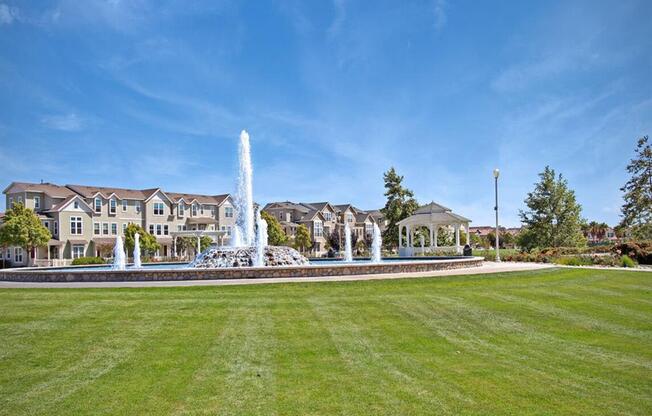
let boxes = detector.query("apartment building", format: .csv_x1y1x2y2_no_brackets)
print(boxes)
262,201,379,256
2,182,236,267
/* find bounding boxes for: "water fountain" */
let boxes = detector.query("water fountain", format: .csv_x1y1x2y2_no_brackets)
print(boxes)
255,210,268,267
133,233,142,268
112,236,126,271
191,130,309,268
344,223,353,262
371,223,382,263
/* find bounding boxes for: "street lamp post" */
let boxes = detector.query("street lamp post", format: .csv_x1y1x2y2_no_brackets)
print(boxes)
493,168,501,262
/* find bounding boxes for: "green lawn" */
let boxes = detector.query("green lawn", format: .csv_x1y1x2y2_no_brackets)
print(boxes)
1,269,651,415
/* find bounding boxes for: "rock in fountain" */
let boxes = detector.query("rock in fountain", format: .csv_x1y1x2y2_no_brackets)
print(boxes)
133,233,142,268
112,236,126,271
191,130,309,269
344,223,353,262
371,223,382,263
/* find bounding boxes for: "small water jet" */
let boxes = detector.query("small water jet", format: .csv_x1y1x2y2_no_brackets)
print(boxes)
112,236,126,271
133,233,142,268
255,210,268,267
344,223,353,262
371,223,382,263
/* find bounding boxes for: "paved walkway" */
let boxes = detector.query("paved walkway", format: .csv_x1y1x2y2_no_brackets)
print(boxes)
0,262,556,289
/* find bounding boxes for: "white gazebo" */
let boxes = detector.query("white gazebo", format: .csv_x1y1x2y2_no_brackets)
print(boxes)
397,202,471,256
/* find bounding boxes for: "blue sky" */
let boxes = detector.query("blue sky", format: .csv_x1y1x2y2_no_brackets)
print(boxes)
0,0,650,226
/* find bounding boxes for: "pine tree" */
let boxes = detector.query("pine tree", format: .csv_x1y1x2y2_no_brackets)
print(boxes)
620,136,652,239
518,166,586,250
380,167,419,248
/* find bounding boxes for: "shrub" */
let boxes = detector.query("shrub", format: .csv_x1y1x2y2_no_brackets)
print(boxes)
619,255,637,268
71,257,106,266
613,241,652,264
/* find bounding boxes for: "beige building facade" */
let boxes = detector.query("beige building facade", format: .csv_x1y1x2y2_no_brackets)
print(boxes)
263,201,380,256
2,182,236,267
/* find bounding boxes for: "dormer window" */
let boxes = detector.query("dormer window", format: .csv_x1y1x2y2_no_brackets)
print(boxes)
225,206,234,218
192,204,198,216
314,221,323,237
34,196,41,209
347,213,354,223
74,200,80,209
94,197,102,213
109,198,117,214
178,203,185,217
135,202,141,214
323,211,332,221
122,199,128,211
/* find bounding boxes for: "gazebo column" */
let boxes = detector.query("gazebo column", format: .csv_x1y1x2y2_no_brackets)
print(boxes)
398,225,403,248
465,224,470,249
173,236,177,257
406,225,411,248
434,226,438,249
455,224,461,253
196,235,201,256
429,224,434,250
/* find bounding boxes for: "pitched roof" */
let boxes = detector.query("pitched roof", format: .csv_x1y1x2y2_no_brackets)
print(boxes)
44,194,94,213
66,184,151,200
3,182,76,198
415,202,452,214
166,192,230,205
264,201,310,213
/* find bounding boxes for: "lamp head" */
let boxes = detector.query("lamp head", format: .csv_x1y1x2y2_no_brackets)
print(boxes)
493,168,500,178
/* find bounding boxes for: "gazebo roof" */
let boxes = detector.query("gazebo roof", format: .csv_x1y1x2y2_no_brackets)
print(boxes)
397,202,471,227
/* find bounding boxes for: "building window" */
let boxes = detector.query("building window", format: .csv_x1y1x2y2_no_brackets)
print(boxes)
122,223,127,234
156,224,162,236
365,223,373,236
163,225,169,235
149,224,155,235
14,247,23,263
94,223,100,235
9,197,13,208
211,206,216,216
111,223,117,235
178,204,185,217
102,223,109,235
227,226,232,236
122,199,128,212
72,245,84,259
225,206,234,218
314,221,323,237
94,197,102,213
324,211,332,221
200,205,205,215
17,196,23,205
136,202,141,214
110,199,117,214
6,249,10,259
74,200,80,209
70,216,83,235
34,196,41,209
192,204,198,216
177,225,183,231
154,202,164,216
53,221,58,235
347,213,354,223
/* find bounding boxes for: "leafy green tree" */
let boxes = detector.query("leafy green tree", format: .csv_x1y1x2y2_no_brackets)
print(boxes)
294,224,312,254
381,167,419,248
124,223,160,257
518,166,586,251
325,228,341,252
0,203,51,265
620,136,652,239
261,211,288,246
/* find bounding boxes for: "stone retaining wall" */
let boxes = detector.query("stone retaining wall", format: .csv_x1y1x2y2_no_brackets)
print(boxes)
0,257,483,283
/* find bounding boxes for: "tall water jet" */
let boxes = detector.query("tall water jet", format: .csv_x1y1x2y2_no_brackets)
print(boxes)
112,236,126,270
235,130,255,246
230,226,243,247
255,210,268,267
344,223,353,262
133,233,142,268
371,223,382,263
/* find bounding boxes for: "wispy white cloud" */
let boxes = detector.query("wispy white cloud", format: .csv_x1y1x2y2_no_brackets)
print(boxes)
40,113,84,132
432,0,447,31
0,3,19,25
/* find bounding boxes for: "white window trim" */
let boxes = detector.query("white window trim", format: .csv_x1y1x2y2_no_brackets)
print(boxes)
70,216,83,235
111,223,118,235
154,202,164,216
53,221,58,235
109,199,117,214
102,222,109,235
122,199,128,212
178,203,185,217
95,197,102,213
34,196,41,209
94,222,101,235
